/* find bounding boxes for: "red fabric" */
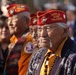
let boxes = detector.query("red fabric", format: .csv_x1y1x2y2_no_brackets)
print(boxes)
37,10,66,26
7,4,29,17
29,13,37,26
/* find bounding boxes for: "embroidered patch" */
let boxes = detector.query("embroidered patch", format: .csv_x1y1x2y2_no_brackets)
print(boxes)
24,42,34,53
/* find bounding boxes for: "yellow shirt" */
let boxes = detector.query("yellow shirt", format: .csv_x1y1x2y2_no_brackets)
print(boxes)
40,38,67,75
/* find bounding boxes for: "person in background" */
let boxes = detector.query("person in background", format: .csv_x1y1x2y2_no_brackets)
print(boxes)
27,10,76,75
1,0,16,17
66,5,76,41
6,4,33,75
29,13,38,49
33,0,50,11
0,8,3,15
0,15,11,75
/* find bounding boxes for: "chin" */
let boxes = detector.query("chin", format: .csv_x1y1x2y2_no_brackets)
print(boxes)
10,31,15,35
39,44,48,48
2,37,5,39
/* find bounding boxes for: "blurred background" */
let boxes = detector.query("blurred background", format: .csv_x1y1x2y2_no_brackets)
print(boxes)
0,0,76,13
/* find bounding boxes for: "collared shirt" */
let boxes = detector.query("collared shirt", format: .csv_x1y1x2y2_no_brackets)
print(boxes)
40,38,67,75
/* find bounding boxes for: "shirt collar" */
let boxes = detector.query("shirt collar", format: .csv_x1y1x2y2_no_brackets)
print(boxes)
55,37,67,57
10,35,18,44
10,32,30,44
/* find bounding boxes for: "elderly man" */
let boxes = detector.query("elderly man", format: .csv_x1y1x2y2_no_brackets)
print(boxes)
27,10,76,75
6,4,33,75
29,13,40,57
29,13,38,49
66,6,76,41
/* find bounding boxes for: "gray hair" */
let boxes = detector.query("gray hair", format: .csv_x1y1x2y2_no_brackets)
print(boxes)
17,11,30,19
57,22,68,28
47,22,68,28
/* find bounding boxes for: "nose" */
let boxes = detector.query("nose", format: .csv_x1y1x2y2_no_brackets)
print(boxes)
40,29,47,37
8,20,13,26
32,32,37,39
9,23,13,26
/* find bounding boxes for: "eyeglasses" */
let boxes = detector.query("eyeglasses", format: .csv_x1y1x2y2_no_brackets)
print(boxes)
38,27,59,32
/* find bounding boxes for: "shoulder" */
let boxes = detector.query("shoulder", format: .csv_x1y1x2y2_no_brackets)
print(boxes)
22,32,34,54
60,53,76,75
62,37,76,57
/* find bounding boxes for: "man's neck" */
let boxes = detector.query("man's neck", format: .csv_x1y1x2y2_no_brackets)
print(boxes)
15,31,27,38
15,29,29,38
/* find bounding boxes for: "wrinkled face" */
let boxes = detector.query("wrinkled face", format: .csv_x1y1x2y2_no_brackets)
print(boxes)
7,15,27,35
37,23,66,49
29,25,38,48
0,25,11,40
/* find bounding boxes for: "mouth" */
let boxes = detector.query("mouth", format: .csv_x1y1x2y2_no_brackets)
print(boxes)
9,27,15,31
38,37,52,48
39,37,50,43
10,27,15,29
41,39,48,43
33,41,37,45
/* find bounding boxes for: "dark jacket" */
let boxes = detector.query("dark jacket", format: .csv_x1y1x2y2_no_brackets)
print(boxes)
53,37,76,75
0,45,8,75
27,37,76,75
73,19,76,37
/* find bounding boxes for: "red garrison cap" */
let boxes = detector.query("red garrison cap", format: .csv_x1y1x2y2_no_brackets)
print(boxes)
29,13,37,26
37,10,66,26
7,4,29,17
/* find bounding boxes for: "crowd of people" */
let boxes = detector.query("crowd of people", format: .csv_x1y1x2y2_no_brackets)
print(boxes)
0,0,76,75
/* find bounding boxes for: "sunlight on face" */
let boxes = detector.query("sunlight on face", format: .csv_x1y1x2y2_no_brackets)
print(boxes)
37,23,65,49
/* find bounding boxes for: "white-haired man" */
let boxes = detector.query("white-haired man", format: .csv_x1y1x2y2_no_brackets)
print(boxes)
29,13,38,49
6,4,33,75
27,10,76,75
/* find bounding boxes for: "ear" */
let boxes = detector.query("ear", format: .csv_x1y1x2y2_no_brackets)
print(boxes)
62,27,69,38
25,17,30,24
64,27,69,33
